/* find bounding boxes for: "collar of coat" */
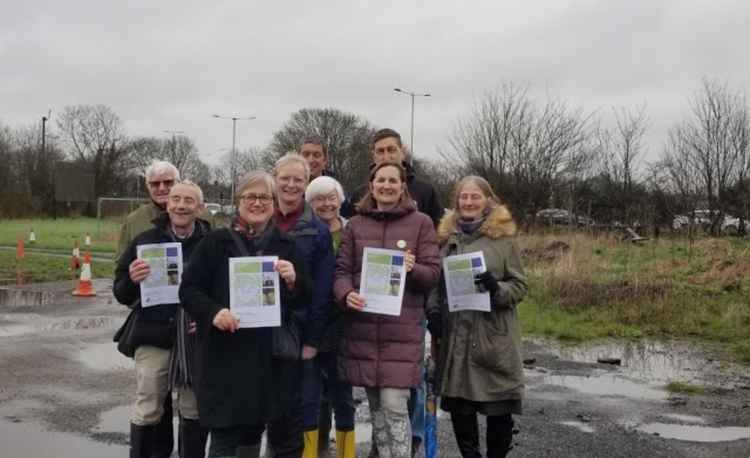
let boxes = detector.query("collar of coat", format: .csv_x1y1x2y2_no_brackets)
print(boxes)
150,212,211,237
437,205,517,243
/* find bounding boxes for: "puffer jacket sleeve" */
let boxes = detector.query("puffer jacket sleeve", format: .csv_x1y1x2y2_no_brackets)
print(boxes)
301,230,332,348
492,240,528,308
406,215,441,293
333,222,357,308
178,235,225,327
283,241,313,311
113,236,141,307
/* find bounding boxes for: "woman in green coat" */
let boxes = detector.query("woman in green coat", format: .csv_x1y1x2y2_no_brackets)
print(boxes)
427,176,528,458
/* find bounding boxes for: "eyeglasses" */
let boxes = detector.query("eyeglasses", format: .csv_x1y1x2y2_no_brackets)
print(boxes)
240,193,273,205
312,194,339,204
148,179,175,189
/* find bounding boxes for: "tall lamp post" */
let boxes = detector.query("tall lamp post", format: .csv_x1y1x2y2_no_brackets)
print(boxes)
212,114,256,204
394,88,431,163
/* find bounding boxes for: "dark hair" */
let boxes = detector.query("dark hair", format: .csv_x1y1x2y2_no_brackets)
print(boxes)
372,128,402,148
300,134,327,156
355,162,414,212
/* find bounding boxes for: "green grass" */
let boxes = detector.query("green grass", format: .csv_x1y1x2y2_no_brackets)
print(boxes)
0,251,114,283
0,218,119,253
519,233,750,363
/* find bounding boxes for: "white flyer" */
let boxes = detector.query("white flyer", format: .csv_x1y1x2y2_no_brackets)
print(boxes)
443,251,491,312
229,256,281,328
137,242,183,307
360,247,407,316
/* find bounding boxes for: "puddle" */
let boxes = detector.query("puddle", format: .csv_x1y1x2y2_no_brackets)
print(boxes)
661,414,706,424
560,421,595,433
0,315,119,337
638,423,750,442
96,405,132,434
0,418,126,457
77,342,133,371
538,372,667,400
529,337,747,388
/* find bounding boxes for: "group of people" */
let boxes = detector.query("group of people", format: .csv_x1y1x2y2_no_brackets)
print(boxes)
114,127,528,458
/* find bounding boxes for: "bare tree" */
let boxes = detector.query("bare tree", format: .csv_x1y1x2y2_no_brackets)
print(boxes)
443,83,593,222
269,108,375,193
660,78,750,234
56,105,128,200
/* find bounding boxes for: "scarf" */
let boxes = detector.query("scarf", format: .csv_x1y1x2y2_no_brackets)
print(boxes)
458,207,491,235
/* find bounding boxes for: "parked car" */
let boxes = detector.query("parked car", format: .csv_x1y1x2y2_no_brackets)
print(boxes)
205,202,222,215
536,208,595,227
672,209,740,235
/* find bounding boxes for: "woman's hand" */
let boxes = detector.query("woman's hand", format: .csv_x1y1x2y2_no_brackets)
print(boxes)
128,259,150,284
275,260,296,289
404,250,415,273
345,291,366,311
212,308,240,333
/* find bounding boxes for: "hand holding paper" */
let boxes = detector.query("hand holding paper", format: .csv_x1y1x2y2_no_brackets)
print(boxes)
346,291,366,311
275,260,296,289
404,250,415,273
213,308,240,333
129,258,151,284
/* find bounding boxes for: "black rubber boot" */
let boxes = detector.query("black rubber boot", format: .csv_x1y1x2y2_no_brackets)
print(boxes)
179,417,209,458
152,395,175,458
486,414,514,458
318,401,332,456
130,423,154,458
411,437,422,458
450,412,481,458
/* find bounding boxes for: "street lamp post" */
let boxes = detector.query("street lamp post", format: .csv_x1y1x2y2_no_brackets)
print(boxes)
394,88,431,163
212,114,256,204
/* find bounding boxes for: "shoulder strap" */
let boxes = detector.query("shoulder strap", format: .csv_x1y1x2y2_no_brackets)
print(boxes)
227,229,251,257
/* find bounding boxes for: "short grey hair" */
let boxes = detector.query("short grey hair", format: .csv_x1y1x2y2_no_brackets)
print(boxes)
273,153,310,183
305,176,345,203
236,171,276,203
145,160,180,182
171,180,204,205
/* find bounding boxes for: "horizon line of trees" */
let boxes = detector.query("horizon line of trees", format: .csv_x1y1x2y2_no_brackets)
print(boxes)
1,77,749,236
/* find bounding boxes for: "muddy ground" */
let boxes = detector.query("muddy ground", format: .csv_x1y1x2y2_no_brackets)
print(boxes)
1,280,749,457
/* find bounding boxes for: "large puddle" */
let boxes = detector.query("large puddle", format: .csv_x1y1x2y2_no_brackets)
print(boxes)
0,314,119,337
528,337,748,388
536,371,667,400
0,418,126,457
638,423,750,442
77,342,133,371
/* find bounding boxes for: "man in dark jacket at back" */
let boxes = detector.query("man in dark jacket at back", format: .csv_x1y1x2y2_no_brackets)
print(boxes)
341,128,443,457
340,128,443,228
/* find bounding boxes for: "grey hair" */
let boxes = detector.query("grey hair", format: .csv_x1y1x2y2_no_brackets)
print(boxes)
273,153,310,183
236,171,276,203
145,160,180,182
305,176,345,203
171,180,204,205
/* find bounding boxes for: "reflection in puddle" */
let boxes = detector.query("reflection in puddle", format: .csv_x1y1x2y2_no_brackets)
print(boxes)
560,421,595,433
0,418,126,457
0,315,119,337
529,337,745,387
539,372,667,400
638,423,750,442
661,414,706,424
78,343,133,371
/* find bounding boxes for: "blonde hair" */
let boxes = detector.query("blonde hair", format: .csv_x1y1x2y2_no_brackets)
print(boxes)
452,175,503,210
273,153,310,183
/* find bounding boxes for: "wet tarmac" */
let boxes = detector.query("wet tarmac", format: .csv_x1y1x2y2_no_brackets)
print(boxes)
1,281,749,457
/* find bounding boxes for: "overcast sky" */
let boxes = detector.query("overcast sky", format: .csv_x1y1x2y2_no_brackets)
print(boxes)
2,0,749,168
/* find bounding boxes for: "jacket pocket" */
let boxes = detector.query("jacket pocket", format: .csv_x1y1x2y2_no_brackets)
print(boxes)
471,312,511,369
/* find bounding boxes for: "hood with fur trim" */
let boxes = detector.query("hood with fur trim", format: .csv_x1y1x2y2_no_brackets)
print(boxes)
437,205,517,243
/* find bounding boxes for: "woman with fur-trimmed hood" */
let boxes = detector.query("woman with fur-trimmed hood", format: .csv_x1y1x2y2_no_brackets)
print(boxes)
427,176,527,458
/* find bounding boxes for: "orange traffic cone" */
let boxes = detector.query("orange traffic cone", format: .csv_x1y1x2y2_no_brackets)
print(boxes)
16,238,25,260
73,252,96,296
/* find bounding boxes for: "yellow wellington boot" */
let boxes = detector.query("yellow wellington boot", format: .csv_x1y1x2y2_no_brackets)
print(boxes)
303,429,320,458
335,430,355,458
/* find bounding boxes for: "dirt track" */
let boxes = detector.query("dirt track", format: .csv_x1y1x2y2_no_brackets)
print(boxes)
1,280,749,457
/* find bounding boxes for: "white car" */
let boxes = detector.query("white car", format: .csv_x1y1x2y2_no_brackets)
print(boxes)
205,203,222,215
672,209,740,235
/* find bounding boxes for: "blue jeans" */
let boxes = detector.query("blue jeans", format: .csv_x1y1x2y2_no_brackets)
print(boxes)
408,322,427,442
301,351,355,431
